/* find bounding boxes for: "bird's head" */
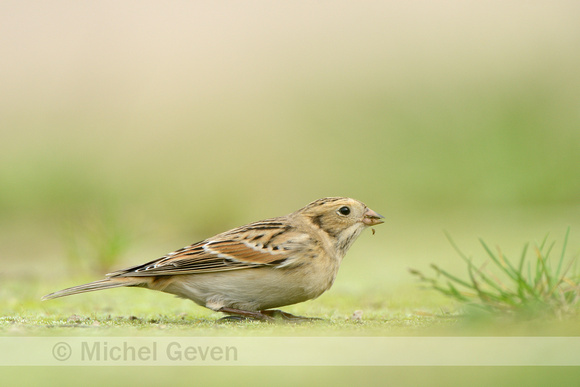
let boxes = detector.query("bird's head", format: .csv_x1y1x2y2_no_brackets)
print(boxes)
298,197,384,253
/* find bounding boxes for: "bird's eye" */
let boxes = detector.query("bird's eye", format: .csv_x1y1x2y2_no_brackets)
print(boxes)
338,206,351,216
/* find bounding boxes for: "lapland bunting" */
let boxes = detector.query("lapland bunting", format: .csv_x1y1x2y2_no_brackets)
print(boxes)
43,197,384,321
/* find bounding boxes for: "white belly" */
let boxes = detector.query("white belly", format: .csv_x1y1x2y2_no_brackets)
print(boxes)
158,265,338,311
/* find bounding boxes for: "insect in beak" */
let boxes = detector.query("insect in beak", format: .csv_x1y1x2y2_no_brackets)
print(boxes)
363,208,384,226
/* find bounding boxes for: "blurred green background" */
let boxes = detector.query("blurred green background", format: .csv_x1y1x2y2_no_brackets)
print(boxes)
2,1,580,385
2,1,579,276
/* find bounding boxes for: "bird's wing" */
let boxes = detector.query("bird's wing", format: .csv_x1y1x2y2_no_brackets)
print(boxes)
107,219,310,277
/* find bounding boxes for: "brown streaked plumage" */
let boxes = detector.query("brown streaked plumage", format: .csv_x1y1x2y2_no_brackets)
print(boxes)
42,197,384,321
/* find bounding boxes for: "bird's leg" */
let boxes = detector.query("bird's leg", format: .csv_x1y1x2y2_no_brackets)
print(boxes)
217,307,274,322
259,309,323,321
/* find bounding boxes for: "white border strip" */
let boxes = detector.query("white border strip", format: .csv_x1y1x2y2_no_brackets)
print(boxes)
1,337,578,366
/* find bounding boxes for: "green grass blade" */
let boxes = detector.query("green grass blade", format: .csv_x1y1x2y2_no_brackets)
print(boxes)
534,247,544,287
537,248,553,291
445,281,472,302
471,265,514,300
480,238,539,300
543,240,556,260
444,231,472,264
543,241,557,287
466,264,516,306
548,257,577,297
466,263,487,302
479,239,518,281
431,264,476,290
555,227,571,280
517,243,529,274
539,233,550,251
514,243,531,300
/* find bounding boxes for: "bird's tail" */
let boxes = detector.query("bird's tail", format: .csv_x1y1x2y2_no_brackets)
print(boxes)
41,277,143,301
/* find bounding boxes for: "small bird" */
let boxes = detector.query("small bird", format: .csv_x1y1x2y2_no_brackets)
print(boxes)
43,197,384,321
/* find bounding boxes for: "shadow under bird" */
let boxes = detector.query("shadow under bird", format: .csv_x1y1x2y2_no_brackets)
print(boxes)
43,197,384,321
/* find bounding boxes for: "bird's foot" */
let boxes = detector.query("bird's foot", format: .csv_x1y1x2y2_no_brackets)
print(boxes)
259,309,323,322
217,315,253,322
217,307,275,322
216,307,322,323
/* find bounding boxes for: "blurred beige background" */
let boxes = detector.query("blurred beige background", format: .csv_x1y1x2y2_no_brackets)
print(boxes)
1,1,579,286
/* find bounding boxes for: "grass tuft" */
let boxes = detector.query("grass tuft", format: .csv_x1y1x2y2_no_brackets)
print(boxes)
409,228,580,318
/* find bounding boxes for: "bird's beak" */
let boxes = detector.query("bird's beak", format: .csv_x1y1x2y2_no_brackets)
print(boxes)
363,208,385,226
